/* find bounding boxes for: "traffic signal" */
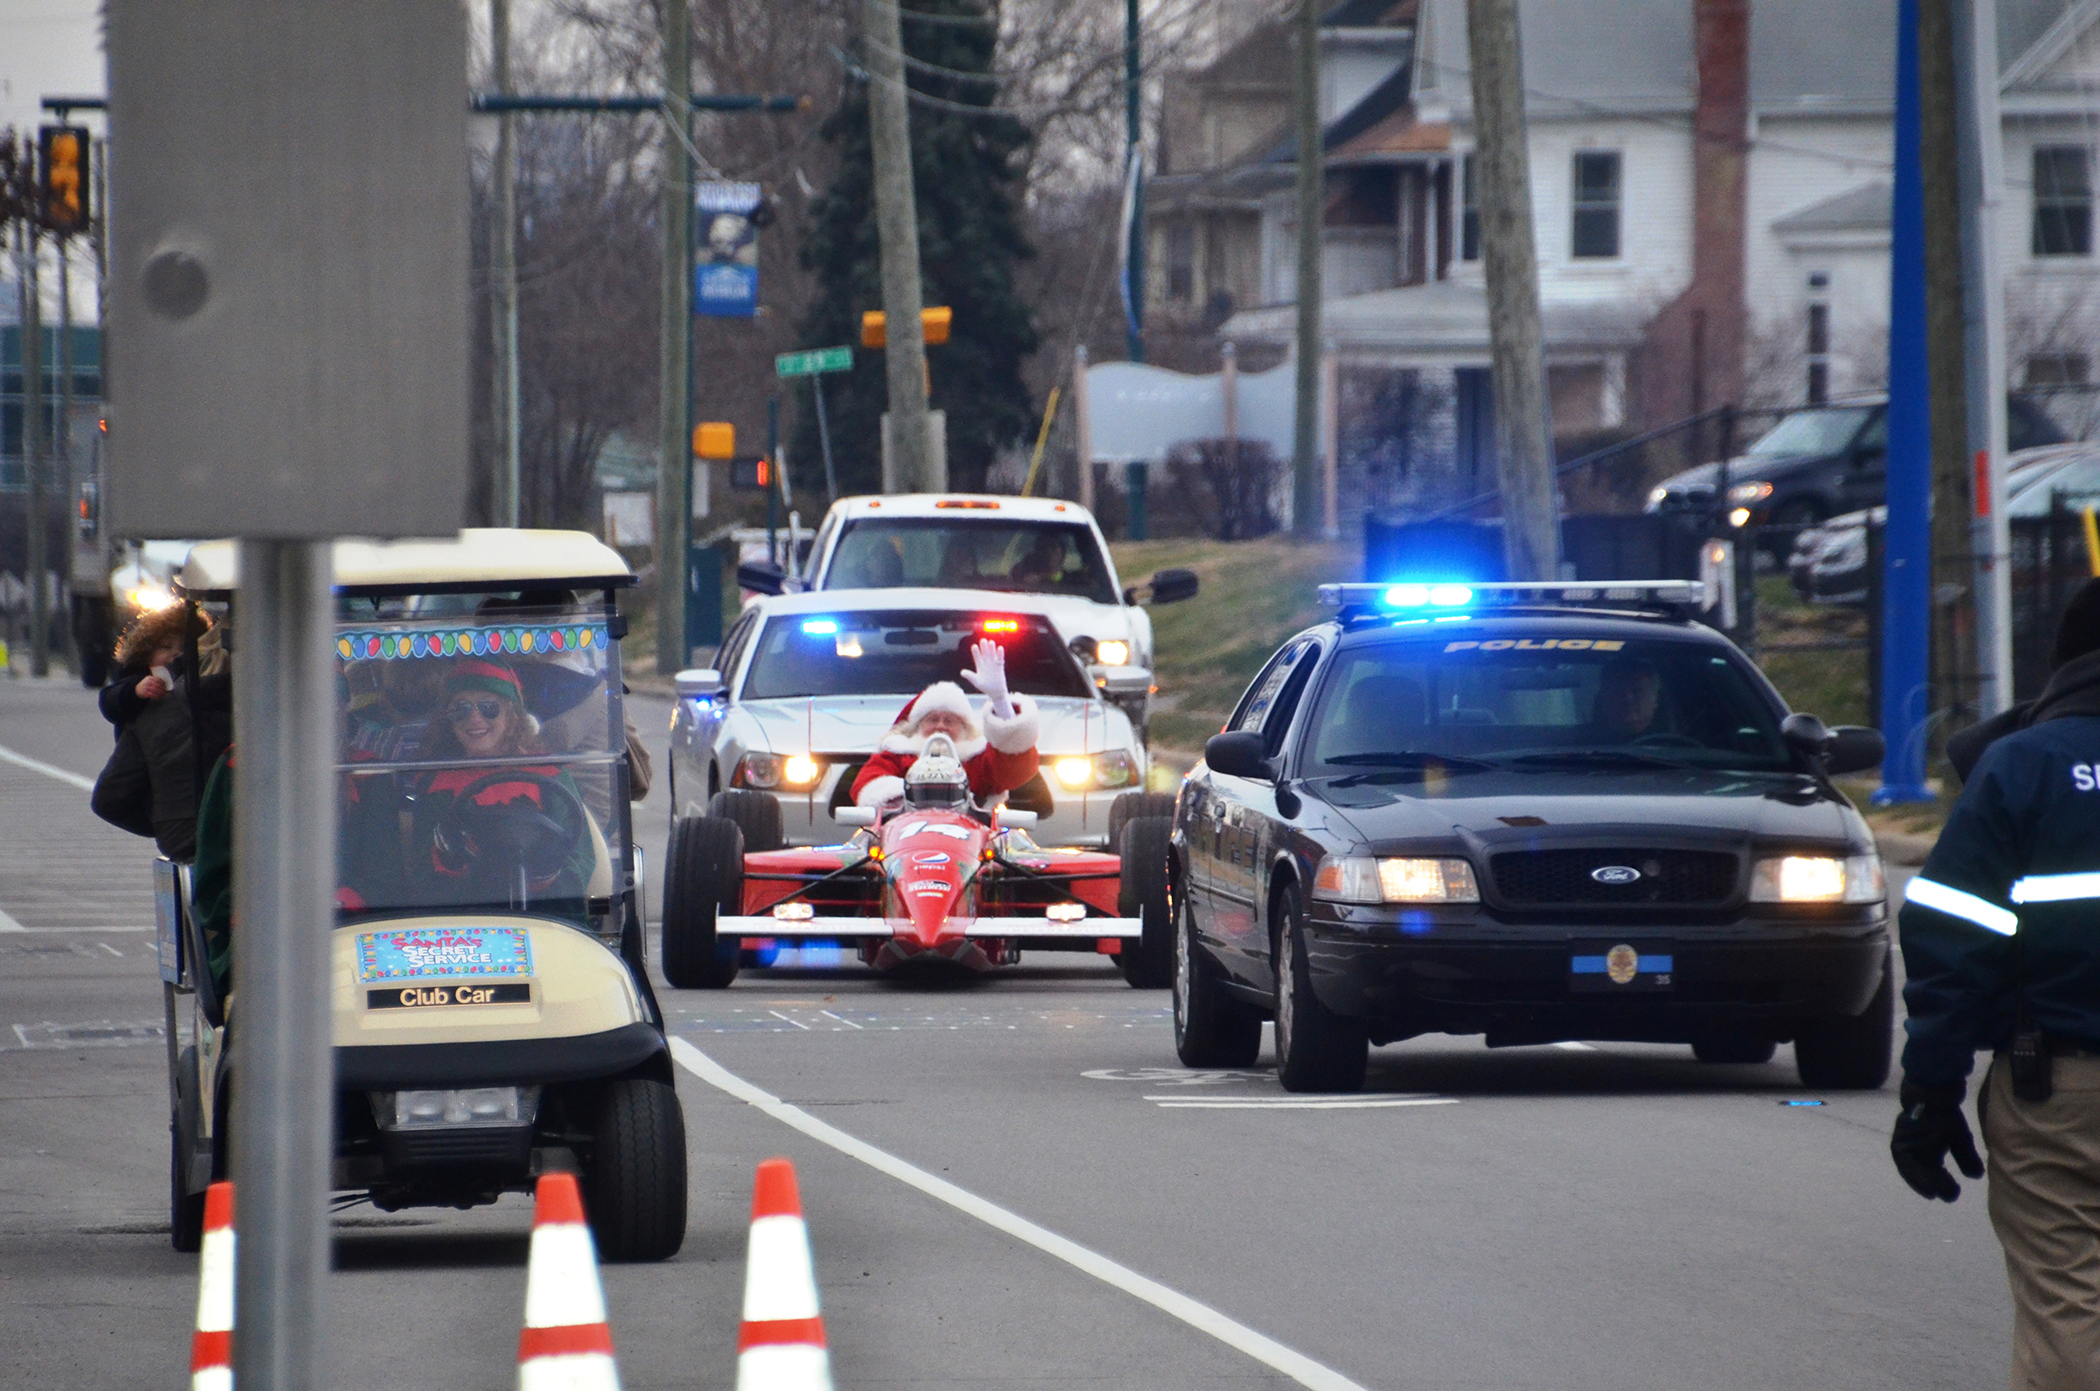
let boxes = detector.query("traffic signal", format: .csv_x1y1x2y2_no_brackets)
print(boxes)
860,306,952,348
38,126,90,236
730,456,772,491
692,421,735,459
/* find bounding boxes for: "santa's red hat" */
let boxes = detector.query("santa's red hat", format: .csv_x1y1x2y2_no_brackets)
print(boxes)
899,682,976,731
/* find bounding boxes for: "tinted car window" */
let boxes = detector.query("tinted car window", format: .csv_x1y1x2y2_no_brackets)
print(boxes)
1303,636,1791,773
741,610,1091,701
1746,407,1874,461
1234,640,1309,733
827,518,1119,604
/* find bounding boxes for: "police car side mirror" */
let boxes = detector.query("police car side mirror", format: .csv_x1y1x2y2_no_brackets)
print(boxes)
1149,568,1200,604
1205,730,1272,780
674,668,725,700
1781,712,1834,758
1824,725,1886,777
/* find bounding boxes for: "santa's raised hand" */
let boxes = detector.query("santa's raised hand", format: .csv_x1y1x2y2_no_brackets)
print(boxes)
960,637,1015,721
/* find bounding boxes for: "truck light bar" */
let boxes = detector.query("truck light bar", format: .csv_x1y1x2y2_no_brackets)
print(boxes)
1319,580,1708,612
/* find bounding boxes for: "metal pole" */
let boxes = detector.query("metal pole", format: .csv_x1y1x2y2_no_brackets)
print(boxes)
22,225,49,676
1322,339,1340,539
1291,0,1323,537
656,0,691,674
813,375,839,503
1956,0,2013,713
1878,0,1935,803
230,538,336,1391
865,0,932,491
1072,344,1094,509
490,0,521,526
767,393,780,557
56,237,75,673
1125,0,1146,365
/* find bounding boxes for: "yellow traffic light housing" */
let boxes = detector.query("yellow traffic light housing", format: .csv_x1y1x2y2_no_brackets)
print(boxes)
38,126,90,237
860,306,953,348
692,421,736,459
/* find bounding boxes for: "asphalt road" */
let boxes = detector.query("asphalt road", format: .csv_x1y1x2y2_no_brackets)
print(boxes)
0,676,2013,1390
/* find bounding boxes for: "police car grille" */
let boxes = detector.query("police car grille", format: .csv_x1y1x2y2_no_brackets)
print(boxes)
1490,850,1738,906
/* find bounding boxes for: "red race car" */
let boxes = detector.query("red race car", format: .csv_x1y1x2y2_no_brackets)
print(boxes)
658,785,1175,988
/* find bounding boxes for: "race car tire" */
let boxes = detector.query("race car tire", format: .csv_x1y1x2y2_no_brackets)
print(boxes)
708,789,784,853
661,815,742,989
584,1077,688,1262
1117,816,1174,988
1692,1035,1778,1065
1174,895,1261,1067
1107,792,1176,851
1274,886,1368,1093
170,1046,207,1253
1793,958,1894,1090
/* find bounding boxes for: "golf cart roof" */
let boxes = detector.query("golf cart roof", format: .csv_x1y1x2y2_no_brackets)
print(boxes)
177,529,635,598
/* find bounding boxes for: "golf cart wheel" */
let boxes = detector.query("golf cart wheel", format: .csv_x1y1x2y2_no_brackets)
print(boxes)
1107,792,1176,851
708,789,784,853
1794,958,1894,1090
170,1046,207,1253
1117,816,1174,988
661,816,742,989
584,1078,687,1263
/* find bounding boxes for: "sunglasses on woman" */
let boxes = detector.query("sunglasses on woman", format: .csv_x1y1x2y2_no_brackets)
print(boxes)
447,697,507,724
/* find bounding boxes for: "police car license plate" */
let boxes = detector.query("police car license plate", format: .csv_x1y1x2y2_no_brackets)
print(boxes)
1569,944,1674,992
356,927,533,982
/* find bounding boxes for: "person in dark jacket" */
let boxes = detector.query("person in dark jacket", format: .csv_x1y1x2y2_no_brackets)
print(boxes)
1945,579,2100,783
89,606,229,860
1893,579,2100,1388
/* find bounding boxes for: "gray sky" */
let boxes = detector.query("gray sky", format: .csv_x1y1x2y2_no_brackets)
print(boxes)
1,1,102,137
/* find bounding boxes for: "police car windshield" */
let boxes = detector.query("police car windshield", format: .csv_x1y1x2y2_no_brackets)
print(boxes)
741,610,1092,701
1303,634,1792,774
826,518,1119,604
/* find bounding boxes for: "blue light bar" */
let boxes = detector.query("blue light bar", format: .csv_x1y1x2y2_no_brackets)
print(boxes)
1380,583,1473,610
1321,580,1707,612
801,618,839,635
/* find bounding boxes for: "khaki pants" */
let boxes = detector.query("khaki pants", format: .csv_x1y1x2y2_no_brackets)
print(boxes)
1984,1053,2100,1390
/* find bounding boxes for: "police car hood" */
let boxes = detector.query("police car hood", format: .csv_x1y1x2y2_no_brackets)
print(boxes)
1314,766,1865,854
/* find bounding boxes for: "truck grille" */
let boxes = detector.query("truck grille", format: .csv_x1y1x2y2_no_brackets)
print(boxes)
1490,849,1738,907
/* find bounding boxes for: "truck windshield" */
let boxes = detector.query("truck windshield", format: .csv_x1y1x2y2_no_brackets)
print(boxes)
741,610,1092,701
824,518,1119,604
1303,636,1792,774
332,598,625,926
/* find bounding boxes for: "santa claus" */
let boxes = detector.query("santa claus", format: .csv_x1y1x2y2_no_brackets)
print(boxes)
850,638,1039,808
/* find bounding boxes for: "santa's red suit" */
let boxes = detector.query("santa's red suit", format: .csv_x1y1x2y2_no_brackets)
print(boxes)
849,681,1039,807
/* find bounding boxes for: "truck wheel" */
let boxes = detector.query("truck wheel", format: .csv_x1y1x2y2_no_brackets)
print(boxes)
1174,896,1261,1066
1107,792,1176,850
1274,887,1367,1092
1794,958,1894,1090
170,1046,207,1253
1693,1036,1778,1065
708,789,784,853
1117,816,1173,988
584,1078,687,1263
661,816,741,989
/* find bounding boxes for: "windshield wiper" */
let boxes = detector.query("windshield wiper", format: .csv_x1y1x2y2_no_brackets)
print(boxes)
1509,750,1689,771
1323,752,1496,785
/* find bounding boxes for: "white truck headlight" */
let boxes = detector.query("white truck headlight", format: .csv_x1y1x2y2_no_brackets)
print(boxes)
1094,639,1130,666
1728,481,1774,504
1052,751,1136,790
1313,856,1479,904
1750,854,1883,904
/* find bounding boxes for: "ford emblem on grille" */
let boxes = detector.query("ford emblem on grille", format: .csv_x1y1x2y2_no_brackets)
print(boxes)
1591,865,1643,885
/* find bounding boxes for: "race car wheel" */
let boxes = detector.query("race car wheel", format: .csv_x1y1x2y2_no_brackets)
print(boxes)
170,1046,207,1253
1107,792,1176,851
1693,1035,1778,1065
1273,887,1367,1093
661,815,741,989
584,1078,688,1263
708,789,784,853
1117,816,1174,988
1793,957,1894,1090
1174,895,1261,1067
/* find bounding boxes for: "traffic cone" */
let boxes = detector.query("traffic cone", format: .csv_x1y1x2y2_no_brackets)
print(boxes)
189,1181,235,1391
517,1173,620,1391
735,1158,833,1391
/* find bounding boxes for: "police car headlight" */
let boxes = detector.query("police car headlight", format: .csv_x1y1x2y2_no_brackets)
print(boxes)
1313,855,1479,904
373,1086,540,1131
1094,639,1130,666
1750,854,1882,904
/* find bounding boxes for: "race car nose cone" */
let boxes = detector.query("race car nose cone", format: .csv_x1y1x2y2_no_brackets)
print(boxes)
900,870,963,946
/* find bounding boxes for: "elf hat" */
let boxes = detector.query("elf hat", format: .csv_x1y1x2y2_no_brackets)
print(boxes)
446,659,539,734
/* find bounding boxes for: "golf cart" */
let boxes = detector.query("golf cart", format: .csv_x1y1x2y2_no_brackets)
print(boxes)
158,530,686,1261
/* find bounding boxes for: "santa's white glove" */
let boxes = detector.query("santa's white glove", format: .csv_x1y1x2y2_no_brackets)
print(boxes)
960,637,1015,722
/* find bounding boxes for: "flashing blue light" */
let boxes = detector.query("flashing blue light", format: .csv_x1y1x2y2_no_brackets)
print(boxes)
1428,584,1473,607
1382,583,1472,611
802,619,839,635
1384,584,1430,608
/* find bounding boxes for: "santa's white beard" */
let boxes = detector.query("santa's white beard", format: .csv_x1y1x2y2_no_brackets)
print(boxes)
880,726,988,761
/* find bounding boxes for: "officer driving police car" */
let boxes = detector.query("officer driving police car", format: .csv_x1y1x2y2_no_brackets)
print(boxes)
1893,578,2100,1390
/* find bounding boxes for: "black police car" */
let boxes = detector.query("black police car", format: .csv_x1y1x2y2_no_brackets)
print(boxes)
1169,581,1892,1093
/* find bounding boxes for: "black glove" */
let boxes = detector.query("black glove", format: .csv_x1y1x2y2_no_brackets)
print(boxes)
1890,1080,1985,1202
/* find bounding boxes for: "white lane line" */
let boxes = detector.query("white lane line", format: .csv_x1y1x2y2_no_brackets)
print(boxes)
0,743,95,792
669,1038,1372,1391
1553,1041,1596,1052
0,907,24,933
767,1009,813,1031
818,1009,864,1030
1140,1093,1444,1103
1154,1099,1461,1111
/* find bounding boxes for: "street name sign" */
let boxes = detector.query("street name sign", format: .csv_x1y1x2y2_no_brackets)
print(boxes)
776,346,854,378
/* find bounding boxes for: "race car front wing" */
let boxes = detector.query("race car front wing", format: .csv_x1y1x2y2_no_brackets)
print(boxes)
715,916,1142,939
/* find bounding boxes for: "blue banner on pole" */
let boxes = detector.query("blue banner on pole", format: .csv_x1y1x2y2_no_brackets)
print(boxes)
695,181,761,318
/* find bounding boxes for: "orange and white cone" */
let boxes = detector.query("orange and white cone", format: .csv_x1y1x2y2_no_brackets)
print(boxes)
735,1158,833,1391
189,1182,235,1391
517,1173,620,1391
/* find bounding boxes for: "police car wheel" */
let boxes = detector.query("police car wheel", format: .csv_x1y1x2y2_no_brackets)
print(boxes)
707,789,784,854
1273,887,1368,1093
1692,1035,1778,1065
584,1078,688,1262
1793,959,1894,1090
1174,894,1261,1067
661,816,742,989
1118,816,1174,988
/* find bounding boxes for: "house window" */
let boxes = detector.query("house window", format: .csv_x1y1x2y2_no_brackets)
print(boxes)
1571,151,1621,258
1460,154,1479,261
1806,302,1830,406
2033,146,2092,256
1165,223,1195,303
2027,352,2090,386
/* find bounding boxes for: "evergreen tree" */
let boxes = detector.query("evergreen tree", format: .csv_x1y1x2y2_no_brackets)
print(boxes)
796,0,1037,495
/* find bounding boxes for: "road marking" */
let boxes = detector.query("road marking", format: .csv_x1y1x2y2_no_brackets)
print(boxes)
818,1009,864,1030
0,907,24,933
1553,1041,1596,1052
1150,1097,1460,1111
670,1038,1372,1391
768,1009,813,1030
0,742,95,792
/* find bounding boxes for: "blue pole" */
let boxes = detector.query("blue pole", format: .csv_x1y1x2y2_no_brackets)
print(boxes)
1876,0,1934,805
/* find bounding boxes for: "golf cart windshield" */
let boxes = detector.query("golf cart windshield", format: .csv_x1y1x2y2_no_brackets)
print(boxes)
333,597,627,928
